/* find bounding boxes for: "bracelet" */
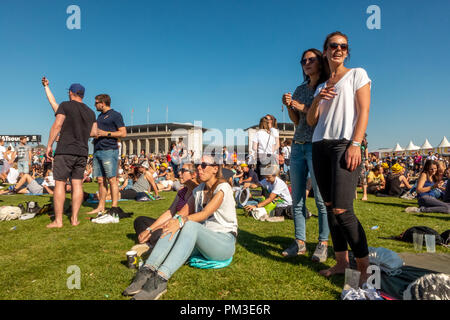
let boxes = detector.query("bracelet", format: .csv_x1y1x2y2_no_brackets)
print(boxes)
351,141,361,147
173,214,180,219
177,216,184,228
146,227,153,233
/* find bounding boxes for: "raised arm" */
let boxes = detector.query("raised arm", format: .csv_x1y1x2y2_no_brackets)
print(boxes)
42,77,59,113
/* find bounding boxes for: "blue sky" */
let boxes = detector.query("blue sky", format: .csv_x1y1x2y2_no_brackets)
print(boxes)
1,0,449,151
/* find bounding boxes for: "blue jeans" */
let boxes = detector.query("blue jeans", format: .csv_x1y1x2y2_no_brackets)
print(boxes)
93,149,119,178
145,221,236,279
290,143,329,242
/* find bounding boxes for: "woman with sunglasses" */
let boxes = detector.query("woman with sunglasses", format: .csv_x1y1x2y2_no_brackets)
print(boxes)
252,115,279,180
122,163,200,277
281,48,330,262
405,160,450,214
123,155,237,300
307,31,371,285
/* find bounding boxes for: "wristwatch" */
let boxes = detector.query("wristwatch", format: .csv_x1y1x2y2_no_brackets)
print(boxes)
107,132,111,137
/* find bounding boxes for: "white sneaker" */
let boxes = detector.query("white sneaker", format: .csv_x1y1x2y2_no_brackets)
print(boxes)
92,214,119,224
361,283,383,300
341,287,367,300
405,207,420,213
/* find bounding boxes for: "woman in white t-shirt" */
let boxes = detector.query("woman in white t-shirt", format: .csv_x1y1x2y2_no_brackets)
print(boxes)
125,155,237,300
252,115,279,180
307,31,371,286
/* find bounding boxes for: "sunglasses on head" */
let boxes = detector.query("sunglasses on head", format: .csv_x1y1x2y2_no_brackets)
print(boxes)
196,162,218,169
328,42,348,50
300,57,317,65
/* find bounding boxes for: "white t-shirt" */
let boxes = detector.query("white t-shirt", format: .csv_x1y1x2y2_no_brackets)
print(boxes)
193,182,238,234
7,168,19,184
42,175,55,187
312,68,371,143
252,130,277,155
259,177,292,207
282,146,291,159
0,146,5,160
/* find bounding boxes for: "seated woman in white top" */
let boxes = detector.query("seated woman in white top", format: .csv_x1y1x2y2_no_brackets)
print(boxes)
123,155,238,300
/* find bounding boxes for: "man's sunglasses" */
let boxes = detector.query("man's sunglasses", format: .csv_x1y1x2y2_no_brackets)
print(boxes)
300,57,318,65
196,162,218,169
328,42,348,50
180,168,194,174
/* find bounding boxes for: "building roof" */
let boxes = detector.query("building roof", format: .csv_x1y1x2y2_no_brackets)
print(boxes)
126,122,208,134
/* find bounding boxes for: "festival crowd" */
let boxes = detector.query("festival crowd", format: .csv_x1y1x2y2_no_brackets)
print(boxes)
1,30,449,301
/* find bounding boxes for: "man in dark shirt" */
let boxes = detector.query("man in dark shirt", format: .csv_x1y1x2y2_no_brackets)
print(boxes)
88,94,126,216
239,163,259,189
43,81,97,228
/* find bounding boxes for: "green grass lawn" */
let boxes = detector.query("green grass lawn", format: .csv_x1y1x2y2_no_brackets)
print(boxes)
0,183,448,300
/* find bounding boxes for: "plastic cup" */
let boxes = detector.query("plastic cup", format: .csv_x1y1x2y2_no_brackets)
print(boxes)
413,233,423,251
344,268,361,290
425,234,436,253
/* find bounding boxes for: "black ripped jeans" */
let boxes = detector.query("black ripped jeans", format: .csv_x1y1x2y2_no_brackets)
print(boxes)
312,139,369,258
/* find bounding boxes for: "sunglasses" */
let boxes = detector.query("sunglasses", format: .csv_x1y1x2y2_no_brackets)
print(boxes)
180,168,194,174
300,57,318,65
196,162,218,169
328,42,348,50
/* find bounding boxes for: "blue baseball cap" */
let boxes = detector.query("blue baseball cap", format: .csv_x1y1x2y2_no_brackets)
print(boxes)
68,83,85,97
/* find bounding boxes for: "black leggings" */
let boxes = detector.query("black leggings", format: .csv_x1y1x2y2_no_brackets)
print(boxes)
133,216,163,246
312,139,369,258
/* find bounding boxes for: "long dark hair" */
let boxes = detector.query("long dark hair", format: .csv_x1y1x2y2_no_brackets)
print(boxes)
422,160,438,182
300,48,329,90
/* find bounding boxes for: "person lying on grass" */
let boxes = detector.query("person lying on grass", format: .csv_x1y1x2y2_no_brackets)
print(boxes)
130,162,199,257
0,172,55,195
122,155,238,300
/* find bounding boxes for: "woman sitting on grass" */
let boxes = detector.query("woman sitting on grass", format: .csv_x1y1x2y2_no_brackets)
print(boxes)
376,163,412,197
405,160,450,214
122,155,238,300
129,162,199,258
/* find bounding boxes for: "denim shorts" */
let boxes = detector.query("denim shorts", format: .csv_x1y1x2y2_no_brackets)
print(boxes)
93,149,119,179
18,161,29,174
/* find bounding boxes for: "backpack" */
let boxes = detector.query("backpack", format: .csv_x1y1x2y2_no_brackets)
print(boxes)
397,226,443,245
440,230,450,246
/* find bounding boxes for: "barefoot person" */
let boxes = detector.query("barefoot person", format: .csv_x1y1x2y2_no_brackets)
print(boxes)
307,31,371,285
43,80,96,228
281,48,330,262
87,94,126,216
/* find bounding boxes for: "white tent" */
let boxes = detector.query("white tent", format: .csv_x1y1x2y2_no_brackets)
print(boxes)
405,141,420,151
438,136,450,148
392,143,403,152
420,139,433,149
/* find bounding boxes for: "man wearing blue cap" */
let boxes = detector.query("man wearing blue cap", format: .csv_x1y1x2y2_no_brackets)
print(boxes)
42,77,97,228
